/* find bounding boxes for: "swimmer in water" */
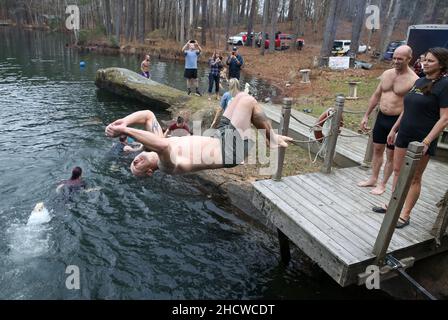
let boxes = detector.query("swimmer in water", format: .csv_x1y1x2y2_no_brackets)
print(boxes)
56,166,86,193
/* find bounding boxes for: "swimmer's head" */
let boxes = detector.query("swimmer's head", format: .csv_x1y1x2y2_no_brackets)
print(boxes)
130,152,159,177
145,55,150,61
119,134,127,143
70,166,82,180
176,116,185,125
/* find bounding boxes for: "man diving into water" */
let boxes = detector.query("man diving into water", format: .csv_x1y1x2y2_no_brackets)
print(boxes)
105,92,292,176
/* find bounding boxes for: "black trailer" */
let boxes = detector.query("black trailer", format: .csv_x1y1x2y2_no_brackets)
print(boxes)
406,24,448,65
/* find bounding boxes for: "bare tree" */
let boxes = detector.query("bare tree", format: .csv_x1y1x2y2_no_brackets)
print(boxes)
247,0,257,47
260,0,270,55
201,0,206,45
350,0,367,55
319,0,340,65
180,0,185,44
380,0,402,59
269,0,279,52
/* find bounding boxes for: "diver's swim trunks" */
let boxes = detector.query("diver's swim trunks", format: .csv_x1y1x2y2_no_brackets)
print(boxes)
213,116,250,168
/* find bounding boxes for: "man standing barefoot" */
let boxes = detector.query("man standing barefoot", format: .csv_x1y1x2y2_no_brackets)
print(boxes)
358,45,418,195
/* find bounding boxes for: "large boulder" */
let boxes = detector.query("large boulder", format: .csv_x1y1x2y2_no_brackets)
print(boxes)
95,67,215,116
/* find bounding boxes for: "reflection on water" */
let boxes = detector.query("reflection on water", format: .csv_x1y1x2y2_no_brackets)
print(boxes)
0,27,390,300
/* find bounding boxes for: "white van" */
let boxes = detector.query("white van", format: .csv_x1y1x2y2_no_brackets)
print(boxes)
331,40,367,56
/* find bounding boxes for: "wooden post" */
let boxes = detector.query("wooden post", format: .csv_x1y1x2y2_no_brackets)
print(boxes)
299,69,311,84
362,107,379,168
321,95,345,174
431,190,448,247
277,229,291,265
373,142,424,265
346,81,360,100
273,98,292,181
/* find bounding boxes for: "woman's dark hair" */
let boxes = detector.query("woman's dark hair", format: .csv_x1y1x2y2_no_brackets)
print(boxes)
71,167,82,180
177,116,184,124
420,47,448,95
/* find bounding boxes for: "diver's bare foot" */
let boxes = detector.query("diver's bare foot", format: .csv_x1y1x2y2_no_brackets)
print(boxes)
357,179,377,187
370,185,386,195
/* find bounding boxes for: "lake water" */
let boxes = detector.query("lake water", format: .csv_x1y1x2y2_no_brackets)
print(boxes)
0,27,390,299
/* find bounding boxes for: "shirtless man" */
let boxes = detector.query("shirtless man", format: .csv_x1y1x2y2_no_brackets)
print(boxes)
141,55,151,78
105,92,292,176
358,45,419,195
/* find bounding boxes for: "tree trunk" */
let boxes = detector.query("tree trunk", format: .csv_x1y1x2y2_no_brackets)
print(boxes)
104,0,112,36
115,0,123,42
269,0,279,53
201,0,206,45
180,0,185,44
288,0,295,21
350,0,367,55
423,0,438,23
319,0,340,65
380,0,401,59
260,0,270,55
224,0,233,51
138,0,145,42
247,0,257,47
240,0,247,22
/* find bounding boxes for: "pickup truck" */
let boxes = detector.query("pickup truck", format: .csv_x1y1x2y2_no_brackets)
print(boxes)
331,40,368,56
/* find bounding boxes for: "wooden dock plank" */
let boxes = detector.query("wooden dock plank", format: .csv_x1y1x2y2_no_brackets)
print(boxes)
254,180,367,261
271,178,375,257
334,168,437,237
290,173,409,249
340,167,441,228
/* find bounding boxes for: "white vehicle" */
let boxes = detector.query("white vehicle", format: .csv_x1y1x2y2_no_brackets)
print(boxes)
228,32,247,45
331,40,368,56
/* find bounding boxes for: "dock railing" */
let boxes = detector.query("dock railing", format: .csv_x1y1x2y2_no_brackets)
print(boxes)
362,107,379,167
321,95,345,174
273,98,292,181
372,142,424,265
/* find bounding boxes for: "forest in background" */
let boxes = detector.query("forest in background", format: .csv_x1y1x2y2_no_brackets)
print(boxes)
1,0,447,59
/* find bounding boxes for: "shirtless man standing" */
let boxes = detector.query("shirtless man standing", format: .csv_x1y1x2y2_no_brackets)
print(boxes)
105,92,291,176
358,45,418,195
141,55,151,78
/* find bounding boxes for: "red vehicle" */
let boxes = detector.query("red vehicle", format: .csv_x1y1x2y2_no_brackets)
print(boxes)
257,33,293,50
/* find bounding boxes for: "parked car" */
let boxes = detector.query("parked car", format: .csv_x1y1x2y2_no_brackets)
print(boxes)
383,40,407,60
228,32,257,45
228,32,247,45
331,40,368,56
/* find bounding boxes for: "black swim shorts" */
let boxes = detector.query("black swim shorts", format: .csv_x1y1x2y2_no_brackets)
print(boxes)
184,68,198,79
213,117,250,168
395,131,438,156
372,111,399,150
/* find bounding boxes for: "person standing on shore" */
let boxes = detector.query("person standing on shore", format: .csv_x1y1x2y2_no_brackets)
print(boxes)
182,40,202,96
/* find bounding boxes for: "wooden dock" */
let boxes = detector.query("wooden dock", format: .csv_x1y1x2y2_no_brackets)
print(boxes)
254,103,448,287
